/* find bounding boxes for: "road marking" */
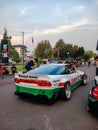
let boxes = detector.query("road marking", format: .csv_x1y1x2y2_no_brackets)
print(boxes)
43,115,54,130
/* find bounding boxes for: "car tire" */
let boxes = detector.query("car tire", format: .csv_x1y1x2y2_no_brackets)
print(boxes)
81,75,87,85
60,82,72,100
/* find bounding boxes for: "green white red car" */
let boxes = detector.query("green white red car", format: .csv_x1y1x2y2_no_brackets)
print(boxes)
14,63,87,102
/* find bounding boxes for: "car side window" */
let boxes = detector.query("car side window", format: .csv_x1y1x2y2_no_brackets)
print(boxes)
65,64,76,74
61,68,70,74
70,67,76,73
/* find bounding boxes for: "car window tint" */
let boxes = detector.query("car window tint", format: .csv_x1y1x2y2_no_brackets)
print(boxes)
26,65,65,75
55,66,65,75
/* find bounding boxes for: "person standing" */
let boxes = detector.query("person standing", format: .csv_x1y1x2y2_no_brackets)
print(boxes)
94,56,98,75
87,59,91,67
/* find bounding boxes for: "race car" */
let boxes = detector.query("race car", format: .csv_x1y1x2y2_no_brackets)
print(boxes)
14,63,87,102
87,76,98,114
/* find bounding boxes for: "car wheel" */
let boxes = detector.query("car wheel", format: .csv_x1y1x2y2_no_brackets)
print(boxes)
82,75,87,85
60,82,72,100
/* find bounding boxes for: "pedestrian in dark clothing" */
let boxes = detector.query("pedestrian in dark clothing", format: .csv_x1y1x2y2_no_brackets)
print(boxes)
11,64,17,74
87,59,91,67
94,56,98,75
25,58,38,71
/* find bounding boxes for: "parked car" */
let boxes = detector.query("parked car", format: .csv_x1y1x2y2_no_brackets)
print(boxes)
14,63,87,103
87,76,98,114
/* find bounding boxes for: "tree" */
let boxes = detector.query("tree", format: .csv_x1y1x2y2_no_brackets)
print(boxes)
77,47,85,57
83,50,96,61
53,39,85,60
34,40,52,59
53,39,65,60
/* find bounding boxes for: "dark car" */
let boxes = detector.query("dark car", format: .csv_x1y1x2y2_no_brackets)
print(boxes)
87,76,98,114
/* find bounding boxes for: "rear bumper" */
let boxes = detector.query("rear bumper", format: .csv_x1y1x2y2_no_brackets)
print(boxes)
15,85,61,99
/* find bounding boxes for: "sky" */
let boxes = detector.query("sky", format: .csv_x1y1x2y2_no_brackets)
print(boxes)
0,0,98,54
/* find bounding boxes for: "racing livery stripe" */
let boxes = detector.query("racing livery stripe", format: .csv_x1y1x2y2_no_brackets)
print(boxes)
15,84,62,99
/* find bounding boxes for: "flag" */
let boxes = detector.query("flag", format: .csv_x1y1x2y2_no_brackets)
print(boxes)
32,37,34,43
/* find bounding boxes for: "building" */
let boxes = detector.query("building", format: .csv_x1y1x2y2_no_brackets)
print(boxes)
12,45,27,61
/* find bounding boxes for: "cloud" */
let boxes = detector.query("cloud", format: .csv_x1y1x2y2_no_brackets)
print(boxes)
0,16,96,48
19,8,27,16
31,18,94,36
95,0,98,6
18,5,37,16
9,17,96,47
53,5,86,17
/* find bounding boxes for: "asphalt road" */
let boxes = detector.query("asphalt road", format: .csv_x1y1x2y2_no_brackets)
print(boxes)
0,64,98,130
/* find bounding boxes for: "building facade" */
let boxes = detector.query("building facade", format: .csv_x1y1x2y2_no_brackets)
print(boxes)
12,45,27,61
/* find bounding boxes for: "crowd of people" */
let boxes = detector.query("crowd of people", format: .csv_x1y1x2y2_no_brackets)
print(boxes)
0,63,17,78
0,55,98,78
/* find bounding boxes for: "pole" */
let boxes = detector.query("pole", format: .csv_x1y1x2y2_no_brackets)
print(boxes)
22,32,24,70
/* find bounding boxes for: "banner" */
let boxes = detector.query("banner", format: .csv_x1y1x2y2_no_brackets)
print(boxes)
1,39,9,64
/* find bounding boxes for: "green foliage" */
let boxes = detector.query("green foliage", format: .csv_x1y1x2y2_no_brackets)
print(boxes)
34,40,52,59
8,64,24,72
53,39,85,60
12,50,20,62
83,50,96,61
34,39,95,62
0,28,95,63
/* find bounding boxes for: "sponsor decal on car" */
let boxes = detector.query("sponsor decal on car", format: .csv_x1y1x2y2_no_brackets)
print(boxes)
70,77,78,84
19,74,38,79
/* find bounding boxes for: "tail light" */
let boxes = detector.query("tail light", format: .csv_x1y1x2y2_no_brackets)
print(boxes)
80,74,84,77
92,86,98,99
14,78,51,87
14,78,22,83
58,82,66,87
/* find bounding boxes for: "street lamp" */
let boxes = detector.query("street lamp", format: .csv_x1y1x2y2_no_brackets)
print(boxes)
22,32,24,70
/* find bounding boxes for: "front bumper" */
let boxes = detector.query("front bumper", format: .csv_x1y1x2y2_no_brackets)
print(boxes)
88,90,98,113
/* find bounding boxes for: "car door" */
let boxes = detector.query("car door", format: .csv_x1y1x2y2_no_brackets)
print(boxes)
69,69,80,90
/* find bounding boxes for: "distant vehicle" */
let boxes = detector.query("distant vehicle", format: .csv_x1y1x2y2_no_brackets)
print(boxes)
14,63,87,103
87,76,98,114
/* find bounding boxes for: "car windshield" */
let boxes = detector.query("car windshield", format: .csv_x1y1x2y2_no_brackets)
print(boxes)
26,64,65,75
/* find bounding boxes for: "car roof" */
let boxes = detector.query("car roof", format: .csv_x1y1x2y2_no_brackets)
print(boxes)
44,63,69,66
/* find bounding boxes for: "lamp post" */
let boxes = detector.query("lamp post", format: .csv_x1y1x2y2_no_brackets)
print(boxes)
22,32,24,70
